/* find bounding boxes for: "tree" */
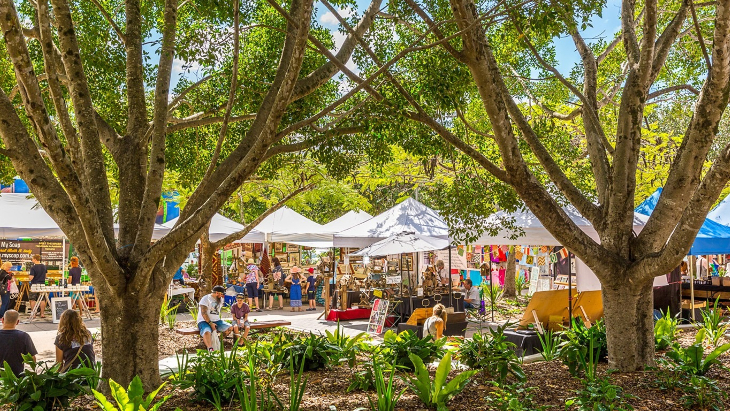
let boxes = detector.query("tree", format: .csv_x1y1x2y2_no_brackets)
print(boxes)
351,0,730,371
0,0,386,389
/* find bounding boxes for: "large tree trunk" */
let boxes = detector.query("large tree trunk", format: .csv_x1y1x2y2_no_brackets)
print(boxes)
97,280,166,390
503,246,516,298
602,277,655,371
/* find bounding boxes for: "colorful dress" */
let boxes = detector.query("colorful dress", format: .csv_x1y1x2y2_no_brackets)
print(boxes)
289,278,302,307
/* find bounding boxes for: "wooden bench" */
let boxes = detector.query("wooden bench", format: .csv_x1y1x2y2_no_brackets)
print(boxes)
175,320,292,336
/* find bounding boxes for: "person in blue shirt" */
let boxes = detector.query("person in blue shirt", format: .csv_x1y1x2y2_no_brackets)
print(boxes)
173,266,184,284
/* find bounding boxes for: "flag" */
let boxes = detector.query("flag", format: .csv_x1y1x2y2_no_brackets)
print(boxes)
540,246,548,254
537,256,546,266
550,253,558,263
515,251,524,261
559,248,569,259
526,255,534,265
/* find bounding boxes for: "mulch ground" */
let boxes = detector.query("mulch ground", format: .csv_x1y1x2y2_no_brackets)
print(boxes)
9,319,730,410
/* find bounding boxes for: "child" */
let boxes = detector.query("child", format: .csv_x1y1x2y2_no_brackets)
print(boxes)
306,268,317,311
286,267,303,312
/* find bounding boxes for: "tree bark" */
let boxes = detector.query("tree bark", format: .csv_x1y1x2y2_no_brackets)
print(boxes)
503,246,516,298
96,274,166,389
199,221,214,296
602,277,655,371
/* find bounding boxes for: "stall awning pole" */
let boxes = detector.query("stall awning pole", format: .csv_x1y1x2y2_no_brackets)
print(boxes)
62,237,66,285
568,250,573,329
690,255,696,321
448,246,453,308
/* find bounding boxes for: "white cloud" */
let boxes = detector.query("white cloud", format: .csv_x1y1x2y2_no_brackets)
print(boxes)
320,7,354,25
332,31,347,52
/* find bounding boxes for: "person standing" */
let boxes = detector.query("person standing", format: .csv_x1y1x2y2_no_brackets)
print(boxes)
0,262,13,318
435,260,448,286
305,268,317,311
0,310,37,376
286,267,303,312
68,257,84,312
197,285,232,351
267,257,285,310
697,256,709,279
245,260,262,312
54,309,95,370
230,293,251,344
28,255,48,318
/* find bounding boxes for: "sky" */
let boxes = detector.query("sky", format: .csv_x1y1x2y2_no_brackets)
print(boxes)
168,0,623,91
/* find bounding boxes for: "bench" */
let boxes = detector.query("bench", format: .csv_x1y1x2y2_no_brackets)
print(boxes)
175,320,292,336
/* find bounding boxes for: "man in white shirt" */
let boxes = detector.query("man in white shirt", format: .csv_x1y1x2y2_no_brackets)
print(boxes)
463,279,480,310
197,285,232,351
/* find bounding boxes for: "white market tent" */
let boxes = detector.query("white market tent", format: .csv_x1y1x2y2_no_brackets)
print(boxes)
474,205,652,292
253,207,331,247
353,232,449,257
162,213,265,243
334,198,450,248
0,193,65,238
709,194,730,226
322,210,373,233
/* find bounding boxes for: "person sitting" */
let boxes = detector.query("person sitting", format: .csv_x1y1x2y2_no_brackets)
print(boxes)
197,285,232,351
173,266,185,285
463,279,480,310
55,309,95,370
230,293,251,345
423,303,447,339
0,310,37,376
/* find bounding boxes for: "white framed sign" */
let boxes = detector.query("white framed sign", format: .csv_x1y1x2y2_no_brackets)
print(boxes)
385,275,402,284
52,297,72,324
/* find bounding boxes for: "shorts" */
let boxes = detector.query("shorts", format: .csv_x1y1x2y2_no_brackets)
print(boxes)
198,320,231,336
245,282,258,298
464,302,476,310
234,319,251,328
29,291,42,300
307,291,315,299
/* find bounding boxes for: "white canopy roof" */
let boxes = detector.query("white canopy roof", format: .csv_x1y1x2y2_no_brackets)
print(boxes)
163,213,265,243
253,207,330,246
0,194,65,238
322,210,373,233
709,194,730,226
352,232,449,256
474,205,648,246
334,198,450,248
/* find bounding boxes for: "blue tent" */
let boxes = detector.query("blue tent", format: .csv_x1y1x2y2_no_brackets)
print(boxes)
636,188,730,255
708,194,730,226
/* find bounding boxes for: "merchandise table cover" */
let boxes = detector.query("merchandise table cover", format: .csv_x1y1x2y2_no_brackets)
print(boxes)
326,308,372,321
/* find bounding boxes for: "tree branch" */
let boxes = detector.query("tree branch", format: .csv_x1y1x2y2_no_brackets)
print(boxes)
647,84,700,100
88,0,126,45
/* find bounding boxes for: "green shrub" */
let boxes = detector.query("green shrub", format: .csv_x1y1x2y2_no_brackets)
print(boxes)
565,376,634,411
381,330,446,371
456,324,525,383
698,298,729,347
0,355,99,411
355,357,406,411
680,374,727,411
325,322,368,367
92,375,178,411
537,329,561,362
557,318,607,377
654,310,678,351
172,344,245,407
485,382,550,411
406,352,478,411
282,332,342,371
664,329,730,376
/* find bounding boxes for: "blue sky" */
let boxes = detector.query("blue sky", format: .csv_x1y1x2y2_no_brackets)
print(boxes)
169,0,623,90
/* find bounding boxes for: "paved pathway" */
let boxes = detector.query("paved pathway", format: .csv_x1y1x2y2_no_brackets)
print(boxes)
17,306,488,363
